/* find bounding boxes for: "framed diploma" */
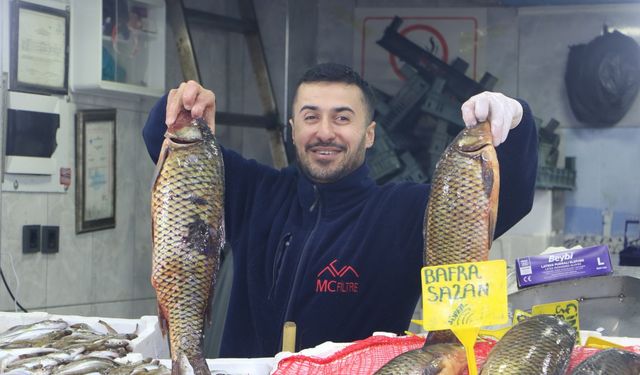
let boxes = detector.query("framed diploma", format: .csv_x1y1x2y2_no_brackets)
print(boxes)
75,109,117,233
10,0,69,95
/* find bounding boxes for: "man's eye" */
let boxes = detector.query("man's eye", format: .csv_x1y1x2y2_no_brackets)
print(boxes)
304,115,317,121
336,116,350,123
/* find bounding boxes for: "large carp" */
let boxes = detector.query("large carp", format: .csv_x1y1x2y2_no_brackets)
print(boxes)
151,112,224,375
424,120,498,267
569,348,640,375
376,121,499,374
480,314,577,374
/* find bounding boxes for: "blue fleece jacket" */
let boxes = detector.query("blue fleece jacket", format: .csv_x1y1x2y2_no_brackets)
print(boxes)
143,94,538,358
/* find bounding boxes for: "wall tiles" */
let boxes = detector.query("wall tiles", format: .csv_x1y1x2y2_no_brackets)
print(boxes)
92,301,133,319
0,193,49,310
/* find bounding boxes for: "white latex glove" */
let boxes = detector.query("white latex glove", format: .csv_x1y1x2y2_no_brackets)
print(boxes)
461,91,523,146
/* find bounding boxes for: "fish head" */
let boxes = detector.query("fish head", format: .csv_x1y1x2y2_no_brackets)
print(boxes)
454,121,493,154
166,110,207,144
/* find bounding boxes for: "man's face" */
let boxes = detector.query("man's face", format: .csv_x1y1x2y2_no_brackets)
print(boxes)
290,82,376,184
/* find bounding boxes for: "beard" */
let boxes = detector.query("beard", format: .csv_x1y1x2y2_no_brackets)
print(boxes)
295,137,368,184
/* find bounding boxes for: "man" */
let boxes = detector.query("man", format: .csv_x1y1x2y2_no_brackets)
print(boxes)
143,63,537,358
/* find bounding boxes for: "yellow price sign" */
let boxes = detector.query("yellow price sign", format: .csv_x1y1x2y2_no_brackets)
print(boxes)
421,259,508,330
532,299,580,342
420,260,508,375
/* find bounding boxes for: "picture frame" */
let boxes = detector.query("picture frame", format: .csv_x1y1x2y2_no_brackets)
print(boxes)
75,109,117,234
9,0,69,95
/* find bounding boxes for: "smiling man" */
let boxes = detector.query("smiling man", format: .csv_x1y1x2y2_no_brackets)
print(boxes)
292,77,376,183
142,63,538,358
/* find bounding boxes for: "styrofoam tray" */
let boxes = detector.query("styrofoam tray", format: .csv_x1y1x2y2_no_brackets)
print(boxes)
0,311,169,359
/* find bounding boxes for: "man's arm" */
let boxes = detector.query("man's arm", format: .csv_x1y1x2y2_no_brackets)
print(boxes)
460,91,538,237
142,93,169,164
494,100,538,237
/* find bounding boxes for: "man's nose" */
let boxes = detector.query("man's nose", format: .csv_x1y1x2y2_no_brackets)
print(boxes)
316,117,335,141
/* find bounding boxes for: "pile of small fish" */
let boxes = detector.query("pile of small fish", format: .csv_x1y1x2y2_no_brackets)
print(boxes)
0,319,170,374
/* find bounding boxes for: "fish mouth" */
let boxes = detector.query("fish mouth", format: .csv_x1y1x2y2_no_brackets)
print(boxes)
169,136,199,145
165,132,203,147
459,142,491,153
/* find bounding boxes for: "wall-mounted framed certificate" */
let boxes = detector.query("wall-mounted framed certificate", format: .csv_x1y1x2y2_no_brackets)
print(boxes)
10,0,69,95
75,109,117,234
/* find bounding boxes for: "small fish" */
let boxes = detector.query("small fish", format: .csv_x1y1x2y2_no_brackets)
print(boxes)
151,113,224,375
0,347,60,366
51,357,118,374
0,321,69,347
374,343,467,375
569,348,640,375
4,330,71,349
76,348,125,360
6,354,63,370
480,315,576,374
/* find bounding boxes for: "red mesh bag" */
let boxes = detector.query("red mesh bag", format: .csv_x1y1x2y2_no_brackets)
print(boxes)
273,334,640,374
272,335,498,375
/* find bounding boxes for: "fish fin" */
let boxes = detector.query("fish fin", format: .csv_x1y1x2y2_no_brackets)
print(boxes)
171,359,181,375
150,137,171,192
204,275,215,327
204,227,224,327
424,330,460,347
191,355,211,375
157,303,168,337
174,353,210,375
482,149,500,246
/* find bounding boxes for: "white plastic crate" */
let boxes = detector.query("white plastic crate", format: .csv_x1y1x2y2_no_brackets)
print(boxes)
0,312,276,373
0,311,169,359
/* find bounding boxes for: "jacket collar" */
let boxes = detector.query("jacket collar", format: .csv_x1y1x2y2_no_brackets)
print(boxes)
297,162,375,215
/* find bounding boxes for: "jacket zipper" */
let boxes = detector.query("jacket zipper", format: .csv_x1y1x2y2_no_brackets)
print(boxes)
280,185,322,348
268,232,292,300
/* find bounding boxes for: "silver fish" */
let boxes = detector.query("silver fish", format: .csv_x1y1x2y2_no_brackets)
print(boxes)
51,357,118,374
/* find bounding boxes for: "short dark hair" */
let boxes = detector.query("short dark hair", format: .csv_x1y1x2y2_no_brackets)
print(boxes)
294,63,376,123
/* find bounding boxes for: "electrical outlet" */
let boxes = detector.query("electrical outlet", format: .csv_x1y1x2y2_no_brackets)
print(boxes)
22,225,41,253
41,226,59,254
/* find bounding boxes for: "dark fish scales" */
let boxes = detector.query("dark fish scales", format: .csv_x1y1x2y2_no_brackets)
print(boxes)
569,348,640,375
151,112,225,375
480,315,576,374
374,343,467,375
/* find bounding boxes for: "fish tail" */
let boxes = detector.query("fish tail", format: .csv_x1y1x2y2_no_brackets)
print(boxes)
424,330,459,347
172,353,210,375
171,359,180,375
191,354,211,375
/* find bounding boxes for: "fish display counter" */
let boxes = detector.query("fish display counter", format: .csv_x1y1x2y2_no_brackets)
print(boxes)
2,307,640,374
0,311,278,374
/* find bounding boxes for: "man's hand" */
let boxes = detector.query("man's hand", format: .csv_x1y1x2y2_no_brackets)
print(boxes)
461,91,523,147
166,80,216,132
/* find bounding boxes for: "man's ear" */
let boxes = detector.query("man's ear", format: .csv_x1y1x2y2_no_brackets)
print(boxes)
365,121,376,149
289,118,295,144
